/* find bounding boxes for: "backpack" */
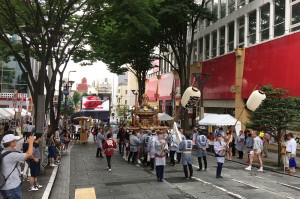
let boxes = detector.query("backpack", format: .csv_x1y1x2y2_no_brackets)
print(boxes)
0,151,19,188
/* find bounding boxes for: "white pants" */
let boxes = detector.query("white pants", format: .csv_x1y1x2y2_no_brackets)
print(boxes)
23,161,31,177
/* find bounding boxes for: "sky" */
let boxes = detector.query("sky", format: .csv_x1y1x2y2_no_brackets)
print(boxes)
58,60,119,103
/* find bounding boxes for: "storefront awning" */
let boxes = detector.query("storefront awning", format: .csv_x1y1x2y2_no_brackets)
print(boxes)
146,78,158,101
158,73,174,101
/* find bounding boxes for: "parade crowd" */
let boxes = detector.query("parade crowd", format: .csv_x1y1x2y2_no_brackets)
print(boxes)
94,124,298,182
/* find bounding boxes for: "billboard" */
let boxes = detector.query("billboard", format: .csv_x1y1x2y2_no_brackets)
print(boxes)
81,96,110,111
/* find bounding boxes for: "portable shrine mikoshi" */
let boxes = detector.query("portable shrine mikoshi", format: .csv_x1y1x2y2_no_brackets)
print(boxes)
73,116,93,144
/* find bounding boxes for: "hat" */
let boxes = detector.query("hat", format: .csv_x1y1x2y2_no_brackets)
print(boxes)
1,134,21,144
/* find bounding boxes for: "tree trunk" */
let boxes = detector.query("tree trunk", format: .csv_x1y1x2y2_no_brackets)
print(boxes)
277,129,282,167
179,68,189,131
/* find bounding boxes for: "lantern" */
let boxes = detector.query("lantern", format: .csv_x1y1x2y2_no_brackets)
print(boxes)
246,90,266,111
181,87,201,108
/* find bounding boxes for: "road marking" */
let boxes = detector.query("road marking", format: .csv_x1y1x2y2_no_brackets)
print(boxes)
254,175,300,191
192,177,247,199
75,187,96,199
41,166,58,199
192,164,295,199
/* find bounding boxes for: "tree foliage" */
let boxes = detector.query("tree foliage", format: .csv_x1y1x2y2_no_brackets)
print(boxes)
247,85,300,166
87,0,160,104
72,91,82,108
155,0,215,129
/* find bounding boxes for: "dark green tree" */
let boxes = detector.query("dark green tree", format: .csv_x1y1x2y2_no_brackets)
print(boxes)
72,92,82,109
246,85,300,166
87,0,159,104
155,0,215,130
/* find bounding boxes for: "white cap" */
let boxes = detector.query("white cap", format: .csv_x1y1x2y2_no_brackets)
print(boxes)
1,134,21,144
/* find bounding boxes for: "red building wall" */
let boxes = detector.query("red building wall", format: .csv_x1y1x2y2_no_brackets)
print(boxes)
202,53,236,100
242,32,300,98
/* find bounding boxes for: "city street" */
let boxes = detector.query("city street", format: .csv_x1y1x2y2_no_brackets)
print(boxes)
50,138,300,199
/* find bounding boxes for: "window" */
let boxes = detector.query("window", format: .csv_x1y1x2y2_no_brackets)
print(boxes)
125,100,127,105
248,10,256,45
205,34,210,60
260,3,270,41
125,90,128,94
238,0,245,9
118,89,120,93
291,0,300,32
213,0,218,22
193,41,198,62
220,0,226,18
199,20,204,30
274,0,285,37
198,38,203,61
249,0,255,2
171,53,175,66
211,31,217,58
238,17,245,48
206,1,212,25
228,22,235,52
219,26,225,55
228,0,235,14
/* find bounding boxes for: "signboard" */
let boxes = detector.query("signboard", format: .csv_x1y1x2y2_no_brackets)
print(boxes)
81,96,110,111
162,100,166,113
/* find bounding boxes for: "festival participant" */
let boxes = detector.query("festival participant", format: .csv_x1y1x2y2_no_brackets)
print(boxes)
96,128,105,158
192,127,198,145
154,130,168,182
214,134,227,178
196,130,208,171
128,131,141,164
142,130,151,166
245,131,253,163
176,129,186,163
117,126,125,154
179,138,193,179
236,130,245,159
245,130,264,172
102,133,117,172
123,128,130,161
262,132,271,158
136,129,144,164
147,129,157,171
169,131,179,166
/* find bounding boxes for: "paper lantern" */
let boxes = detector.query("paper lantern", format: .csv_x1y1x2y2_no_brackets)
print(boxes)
246,90,266,111
181,87,201,108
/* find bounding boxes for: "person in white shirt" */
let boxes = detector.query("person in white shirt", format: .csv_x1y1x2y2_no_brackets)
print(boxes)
286,133,297,173
245,130,264,172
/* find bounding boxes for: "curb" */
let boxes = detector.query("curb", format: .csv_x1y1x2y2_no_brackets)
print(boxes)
206,152,300,179
41,166,59,199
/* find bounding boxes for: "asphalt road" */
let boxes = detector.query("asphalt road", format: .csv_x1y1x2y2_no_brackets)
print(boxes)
54,139,300,199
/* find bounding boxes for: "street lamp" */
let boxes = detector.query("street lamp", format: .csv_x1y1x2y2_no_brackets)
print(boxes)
193,73,211,121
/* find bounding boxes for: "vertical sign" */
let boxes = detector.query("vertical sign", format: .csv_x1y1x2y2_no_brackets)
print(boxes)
162,100,166,113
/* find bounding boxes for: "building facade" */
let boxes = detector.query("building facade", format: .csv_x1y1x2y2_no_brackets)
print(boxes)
116,71,138,109
146,0,300,128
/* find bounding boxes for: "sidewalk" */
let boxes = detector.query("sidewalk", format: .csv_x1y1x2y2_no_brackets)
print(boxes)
207,149,300,178
22,166,56,199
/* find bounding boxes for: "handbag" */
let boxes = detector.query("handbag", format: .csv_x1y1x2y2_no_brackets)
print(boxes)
280,147,286,155
289,157,296,168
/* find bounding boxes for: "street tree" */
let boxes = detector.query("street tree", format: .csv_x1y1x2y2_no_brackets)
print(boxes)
246,85,300,166
0,0,97,132
155,0,215,130
87,0,159,104
72,91,82,109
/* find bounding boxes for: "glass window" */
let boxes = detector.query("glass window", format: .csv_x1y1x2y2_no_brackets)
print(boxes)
199,20,204,30
211,31,217,58
291,0,300,32
213,0,218,22
193,41,198,62
206,1,212,25
0,63,16,93
220,0,226,18
228,0,235,14
219,26,225,55
198,38,203,61
238,0,245,9
125,90,128,94
125,100,127,105
248,10,256,45
260,3,270,41
238,17,245,47
205,34,210,60
228,22,235,52
274,0,285,37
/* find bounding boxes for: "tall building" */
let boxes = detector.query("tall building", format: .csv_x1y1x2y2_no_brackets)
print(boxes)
76,77,89,93
146,0,300,128
116,71,138,108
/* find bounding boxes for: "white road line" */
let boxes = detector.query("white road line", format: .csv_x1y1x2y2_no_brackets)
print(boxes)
254,175,300,191
192,164,295,199
192,177,247,199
